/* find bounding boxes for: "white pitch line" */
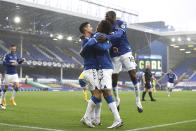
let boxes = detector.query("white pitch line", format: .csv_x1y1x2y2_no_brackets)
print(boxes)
126,119,196,131
0,123,65,131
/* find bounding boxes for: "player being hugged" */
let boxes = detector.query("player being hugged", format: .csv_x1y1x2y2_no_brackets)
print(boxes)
79,22,107,128
2,44,26,106
105,11,143,112
80,20,123,128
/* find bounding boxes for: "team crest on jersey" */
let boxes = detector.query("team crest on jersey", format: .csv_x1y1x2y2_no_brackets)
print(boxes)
121,24,125,29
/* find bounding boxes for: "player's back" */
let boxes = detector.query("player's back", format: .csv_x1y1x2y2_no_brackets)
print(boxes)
81,37,98,70
110,20,132,58
93,33,113,70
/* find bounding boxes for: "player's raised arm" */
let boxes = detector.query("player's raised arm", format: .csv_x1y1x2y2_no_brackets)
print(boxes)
107,28,124,41
94,41,112,51
107,22,127,42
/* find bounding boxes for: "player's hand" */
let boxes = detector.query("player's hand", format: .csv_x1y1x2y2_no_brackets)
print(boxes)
11,62,18,66
143,81,146,85
21,58,26,62
96,35,108,43
80,51,84,57
113,47,118,53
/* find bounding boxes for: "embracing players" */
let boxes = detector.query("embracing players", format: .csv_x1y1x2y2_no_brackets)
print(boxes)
79,21,123,128
2,44,26,106
105,11,143,112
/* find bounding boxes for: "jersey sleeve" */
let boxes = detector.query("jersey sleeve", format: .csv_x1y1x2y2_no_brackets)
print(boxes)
94,41,112,51
80,38,97,56
107,20,127,45
118,20,127,32
17,56,23,64
3,54,11,66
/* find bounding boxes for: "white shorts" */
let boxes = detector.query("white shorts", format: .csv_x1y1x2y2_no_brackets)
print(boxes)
98,69,113,90
167,82,174,88
4,74,19,85
83,69,99,91
112,52,137,74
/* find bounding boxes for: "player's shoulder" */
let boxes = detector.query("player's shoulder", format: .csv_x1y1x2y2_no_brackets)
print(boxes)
93,33,106,38
173,73,177,76
117,20,126,25
81,37,89,45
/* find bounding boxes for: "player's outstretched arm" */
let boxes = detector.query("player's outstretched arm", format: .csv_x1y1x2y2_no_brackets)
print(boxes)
94,42,112,51
107,28,124,41
17,58,26,64
107,21,127,42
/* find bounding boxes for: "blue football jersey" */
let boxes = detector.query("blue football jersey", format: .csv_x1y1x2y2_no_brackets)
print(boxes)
167,73,177,83
3,53,23,75
109,20,132,58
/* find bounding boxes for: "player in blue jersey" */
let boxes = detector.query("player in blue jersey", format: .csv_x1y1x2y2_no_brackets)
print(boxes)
79,22,105,128
80,21,123,128
105,11,143,113
2,45,26,106
165,69,178,96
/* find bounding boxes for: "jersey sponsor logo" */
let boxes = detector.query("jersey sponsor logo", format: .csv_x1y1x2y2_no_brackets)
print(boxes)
9,60,17,63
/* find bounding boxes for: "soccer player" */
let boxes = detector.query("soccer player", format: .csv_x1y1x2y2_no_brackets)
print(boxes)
105,11,143,112
165,69,178,96
142,65,156,101
78,71,102,126
2,44,26,106
80,21,123,128
79,22,104,128
0,73,6,109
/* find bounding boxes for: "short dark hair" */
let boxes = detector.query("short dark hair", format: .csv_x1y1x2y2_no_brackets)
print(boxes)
97,20,112,35
79,22,89,34
10,44,16,47
106,11,116,17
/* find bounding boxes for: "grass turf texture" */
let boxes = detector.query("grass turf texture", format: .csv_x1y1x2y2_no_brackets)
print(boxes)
0,91,195,131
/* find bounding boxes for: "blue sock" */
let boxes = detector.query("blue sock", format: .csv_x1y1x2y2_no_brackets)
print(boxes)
104,95,115,104
91,96,101,104
112,83,117,88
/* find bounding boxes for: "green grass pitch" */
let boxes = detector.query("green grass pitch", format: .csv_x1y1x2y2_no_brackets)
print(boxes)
0,91,195,131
